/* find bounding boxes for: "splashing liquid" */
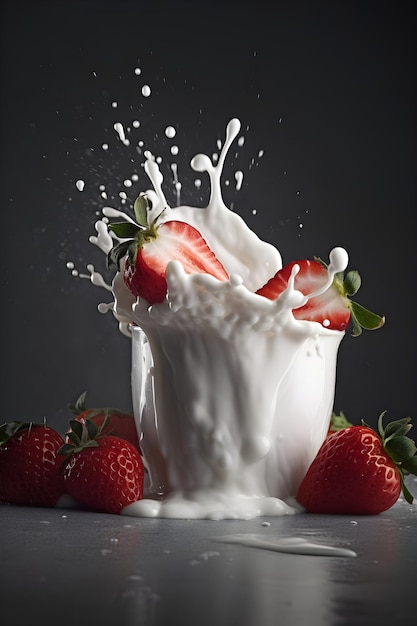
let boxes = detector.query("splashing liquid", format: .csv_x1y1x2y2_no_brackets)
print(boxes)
84,118,349,520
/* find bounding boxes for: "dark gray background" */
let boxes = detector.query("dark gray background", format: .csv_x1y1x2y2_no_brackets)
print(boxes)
1,0,415,434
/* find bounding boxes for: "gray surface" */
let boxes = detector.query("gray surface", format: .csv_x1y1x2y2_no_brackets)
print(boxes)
2,479,416,626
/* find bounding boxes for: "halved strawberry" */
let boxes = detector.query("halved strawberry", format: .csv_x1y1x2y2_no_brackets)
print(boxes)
108,196,229,304
256,257,385,336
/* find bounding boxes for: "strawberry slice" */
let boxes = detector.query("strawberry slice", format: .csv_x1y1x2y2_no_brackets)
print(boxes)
256,257,385,336
108,196,228,304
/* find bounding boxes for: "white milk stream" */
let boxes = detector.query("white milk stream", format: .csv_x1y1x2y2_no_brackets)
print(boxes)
88,118,348,521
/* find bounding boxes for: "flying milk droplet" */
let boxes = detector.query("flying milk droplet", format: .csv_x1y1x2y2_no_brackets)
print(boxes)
165,126,176,138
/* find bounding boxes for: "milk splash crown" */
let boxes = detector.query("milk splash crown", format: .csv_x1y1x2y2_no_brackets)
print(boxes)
76,117,350,520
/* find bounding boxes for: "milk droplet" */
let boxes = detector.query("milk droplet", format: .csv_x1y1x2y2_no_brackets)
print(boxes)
142,85,151,97
133,120,140,128
171,145,179,155
102,143,109,151
165,126,176,138
235,171,243,191
134,67,141,75
329,247,349,273
76,179,85,191
111,101,117,108
114,122,129,145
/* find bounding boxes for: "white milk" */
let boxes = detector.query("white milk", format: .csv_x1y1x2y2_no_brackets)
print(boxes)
89,118,348,520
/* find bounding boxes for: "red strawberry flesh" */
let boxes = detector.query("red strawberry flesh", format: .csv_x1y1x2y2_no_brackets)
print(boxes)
124,220,229,304
256,259,350,331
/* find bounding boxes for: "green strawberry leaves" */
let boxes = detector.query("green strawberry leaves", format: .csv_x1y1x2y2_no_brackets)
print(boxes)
329,410,353,432
134,195,149,228
374,412,417,504
342,271,361,296
350,301,385,336
58,417,111,456
106,195,166,270
316,257,385,337
0,420,46,447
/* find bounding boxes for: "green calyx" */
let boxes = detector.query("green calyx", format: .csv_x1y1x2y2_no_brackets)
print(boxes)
0,420,46,447
329,410,353,432
316,257,385,337
58,417,110,457
68,391,126,421
107,195,161,269
365,411,417,504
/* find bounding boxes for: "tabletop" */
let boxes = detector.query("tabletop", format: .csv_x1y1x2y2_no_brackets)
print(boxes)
2,477,416,626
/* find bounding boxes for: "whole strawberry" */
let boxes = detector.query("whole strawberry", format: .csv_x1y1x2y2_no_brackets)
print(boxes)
60,419,144,515
68,391,140,452
296,413,417,514
0,421,66,507
256,257,384,336
108,195,229,304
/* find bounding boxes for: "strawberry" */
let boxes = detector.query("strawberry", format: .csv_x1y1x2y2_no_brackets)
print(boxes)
107,195,229,304
296,412,417,515
256,257,385,336
0,421,65,507
60,419,144,515
67,391,140,452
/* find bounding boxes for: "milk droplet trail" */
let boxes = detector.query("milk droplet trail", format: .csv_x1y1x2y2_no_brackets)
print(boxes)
235,170,243,191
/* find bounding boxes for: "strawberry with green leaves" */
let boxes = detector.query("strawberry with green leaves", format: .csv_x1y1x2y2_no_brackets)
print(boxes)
60,419,144,515
256,257,384,336
0,421,66,507
68,391,140,452
296,412,417,514
108,195,229,304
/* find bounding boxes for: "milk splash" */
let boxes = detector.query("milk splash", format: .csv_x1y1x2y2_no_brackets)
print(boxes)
85,118,348,520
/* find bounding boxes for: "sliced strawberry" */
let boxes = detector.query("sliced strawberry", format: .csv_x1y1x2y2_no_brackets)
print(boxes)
256,257,385,336
108,195,228,304
296,413,417,515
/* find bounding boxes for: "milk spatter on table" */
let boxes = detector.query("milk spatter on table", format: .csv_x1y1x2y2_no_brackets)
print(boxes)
89,118,383,520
